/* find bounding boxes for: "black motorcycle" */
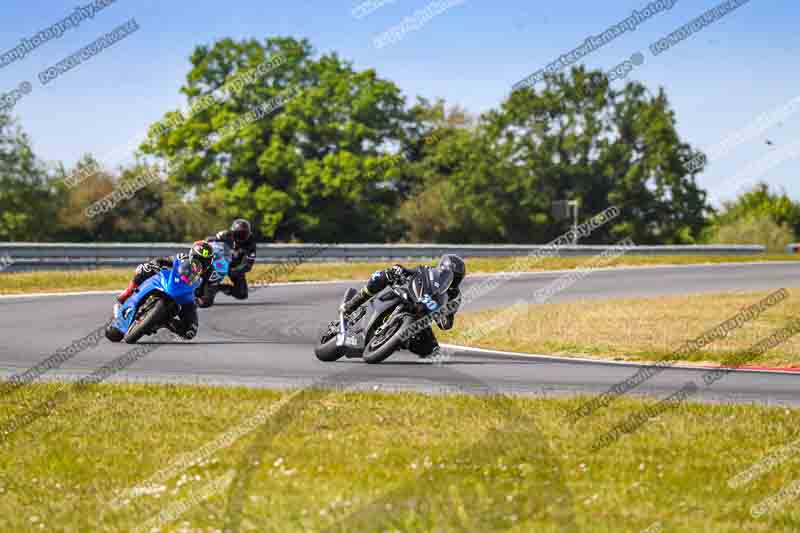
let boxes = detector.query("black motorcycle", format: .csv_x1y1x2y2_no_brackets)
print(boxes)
314,266,454,364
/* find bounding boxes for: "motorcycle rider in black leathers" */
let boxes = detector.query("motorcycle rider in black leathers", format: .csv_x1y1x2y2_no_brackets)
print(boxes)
339,254,466,358
197,219,257,306
114,240,214,340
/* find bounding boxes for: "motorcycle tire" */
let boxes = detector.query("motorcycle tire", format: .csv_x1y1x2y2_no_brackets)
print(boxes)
363,314,414,364
124,297,170,344
314,323,344,362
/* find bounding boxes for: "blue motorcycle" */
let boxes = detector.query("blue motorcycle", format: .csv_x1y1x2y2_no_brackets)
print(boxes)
195,240,232,308
105,257,204,344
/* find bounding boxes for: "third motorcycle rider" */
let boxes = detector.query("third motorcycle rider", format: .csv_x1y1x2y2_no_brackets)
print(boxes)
339,254,466,358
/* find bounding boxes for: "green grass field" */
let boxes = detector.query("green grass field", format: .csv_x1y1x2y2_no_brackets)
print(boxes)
0,254,796,295
441,289,800,367
1,383,799,532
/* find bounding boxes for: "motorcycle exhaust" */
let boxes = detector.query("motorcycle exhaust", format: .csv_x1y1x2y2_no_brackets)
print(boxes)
336,289,353,347
336,309,347,347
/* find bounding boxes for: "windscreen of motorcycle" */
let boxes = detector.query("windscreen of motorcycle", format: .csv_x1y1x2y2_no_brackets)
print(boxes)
210,243,230,276
412,267,453,309
211,241,233,261
178,258,203,286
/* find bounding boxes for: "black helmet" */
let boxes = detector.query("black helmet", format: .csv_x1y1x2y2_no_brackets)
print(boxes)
231,219,252,243
438,254,465,288
189,240,214,271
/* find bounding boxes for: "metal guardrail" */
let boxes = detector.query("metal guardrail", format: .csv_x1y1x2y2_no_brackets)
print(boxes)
0,242,767,272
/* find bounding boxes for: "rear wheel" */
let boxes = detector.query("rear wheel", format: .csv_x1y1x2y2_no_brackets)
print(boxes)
314,322,344,362
363,314,413,364
124,296,170,344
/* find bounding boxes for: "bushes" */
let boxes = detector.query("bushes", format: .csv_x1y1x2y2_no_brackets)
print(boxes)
715,182,800,237
710,215,796,253
708,183,800,252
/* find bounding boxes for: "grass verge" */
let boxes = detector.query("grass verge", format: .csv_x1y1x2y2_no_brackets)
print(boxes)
1,383,798,532
0,254,796,295
440,289,800,367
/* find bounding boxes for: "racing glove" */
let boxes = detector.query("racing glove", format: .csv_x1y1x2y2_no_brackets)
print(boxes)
387,264,410,284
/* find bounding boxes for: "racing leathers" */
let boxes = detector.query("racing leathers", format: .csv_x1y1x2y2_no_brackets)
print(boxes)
341,265,461,357
202,229,257,301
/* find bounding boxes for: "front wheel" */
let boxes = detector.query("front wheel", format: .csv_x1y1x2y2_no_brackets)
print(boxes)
124,297,171,344
363,314,414,364
314,322,344,362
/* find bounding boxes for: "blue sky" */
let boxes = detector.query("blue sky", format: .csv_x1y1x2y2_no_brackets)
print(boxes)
0,0,797,205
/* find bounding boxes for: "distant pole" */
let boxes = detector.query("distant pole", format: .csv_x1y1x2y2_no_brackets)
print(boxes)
568,200,580,244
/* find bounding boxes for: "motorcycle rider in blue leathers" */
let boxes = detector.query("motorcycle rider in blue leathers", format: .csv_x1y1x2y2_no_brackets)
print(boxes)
114,240,214,339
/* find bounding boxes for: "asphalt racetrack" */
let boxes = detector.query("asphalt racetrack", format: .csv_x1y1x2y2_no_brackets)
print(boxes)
2,262,800,405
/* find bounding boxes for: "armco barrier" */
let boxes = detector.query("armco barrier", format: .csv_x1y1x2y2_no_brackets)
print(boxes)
0,243,766,272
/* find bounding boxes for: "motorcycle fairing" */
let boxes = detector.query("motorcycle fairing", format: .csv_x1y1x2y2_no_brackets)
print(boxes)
113,259,198,334
338,287,404,353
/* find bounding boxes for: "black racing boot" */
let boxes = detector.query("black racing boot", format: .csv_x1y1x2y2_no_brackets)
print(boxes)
418,345,441,360
218,283,233,295
339,288,370,316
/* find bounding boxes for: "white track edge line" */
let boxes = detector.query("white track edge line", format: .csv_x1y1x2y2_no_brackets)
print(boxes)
1,261,798,300
440,343,800,375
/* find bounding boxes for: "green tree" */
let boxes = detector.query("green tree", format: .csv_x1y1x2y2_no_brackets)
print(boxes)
141,36,411,242
398,99,484,242
401,67,711,244
0,113,56,241
496,67,709,243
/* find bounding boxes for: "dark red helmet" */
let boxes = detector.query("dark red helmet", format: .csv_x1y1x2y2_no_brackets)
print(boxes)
231,219,252,243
